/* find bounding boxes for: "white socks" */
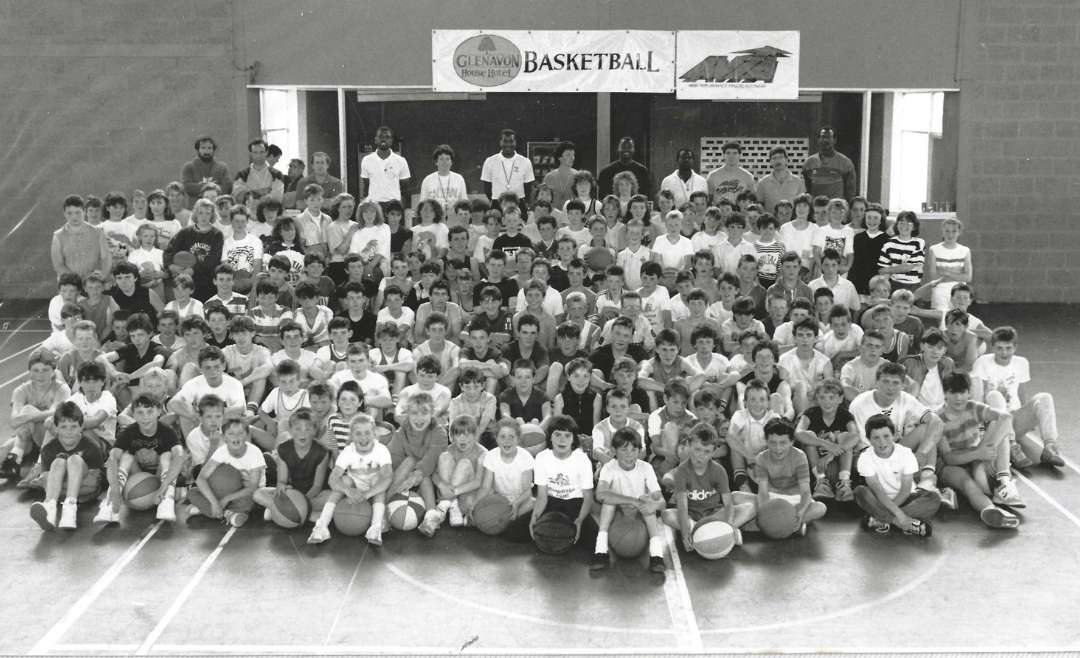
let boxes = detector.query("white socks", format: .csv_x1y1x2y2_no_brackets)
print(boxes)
595,531,609,553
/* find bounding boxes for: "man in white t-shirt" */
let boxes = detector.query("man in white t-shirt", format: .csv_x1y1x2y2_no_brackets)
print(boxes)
660,149,708,210
418,144,469,212
853,413,940,536
359,126,411,204
970,326,1063,468
168,346,248,436
848,361,943,491
481,128,535,202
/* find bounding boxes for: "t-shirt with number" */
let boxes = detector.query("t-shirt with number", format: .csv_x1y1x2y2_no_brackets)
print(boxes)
116,422,179,455
533,448,594,500
672,460,731,516
275,439,327,493
848,390,931,445
970,355,1029,412
856,443,917,498
597,459,660,498
483,446,535,500
754,446,810,495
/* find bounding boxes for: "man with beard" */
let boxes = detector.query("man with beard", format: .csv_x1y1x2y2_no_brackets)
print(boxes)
802,126,856,202
182,136,232,200
598,137,654,199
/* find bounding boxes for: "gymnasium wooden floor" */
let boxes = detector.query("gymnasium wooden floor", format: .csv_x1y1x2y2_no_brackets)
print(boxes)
2,302,1079,656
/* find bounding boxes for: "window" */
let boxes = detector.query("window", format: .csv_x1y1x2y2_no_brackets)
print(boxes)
260,89,300,168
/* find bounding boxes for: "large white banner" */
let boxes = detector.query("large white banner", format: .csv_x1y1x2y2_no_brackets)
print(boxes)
676,31,800,100
432,30,675,93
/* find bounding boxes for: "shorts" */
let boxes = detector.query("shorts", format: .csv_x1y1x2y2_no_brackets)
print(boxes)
687,506,727,523
767,491,802,506
544,496,583,520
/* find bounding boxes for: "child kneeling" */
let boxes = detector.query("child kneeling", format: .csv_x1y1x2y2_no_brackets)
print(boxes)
591,427,667,574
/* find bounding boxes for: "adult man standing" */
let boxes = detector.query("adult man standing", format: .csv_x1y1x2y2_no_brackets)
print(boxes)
659,149,708,210
705,141,756,204
481,128,535,202
293,152,343,210
598,136,654,199
182,136,231,200
542,141,577,210
359,126,411,207
756,147,806,215
802,126,856,202
233,139,285,202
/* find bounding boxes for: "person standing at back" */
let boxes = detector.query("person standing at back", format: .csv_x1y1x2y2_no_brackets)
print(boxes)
598,137,654,200
360,126,411,212
660,149,708,211
293,152,343,211
541,141,577,211
182,136,231,201
233,139,285,203
802,126,856,202
706,141,756,206
481,128,535,210
756,147,806,216
419,144,469,213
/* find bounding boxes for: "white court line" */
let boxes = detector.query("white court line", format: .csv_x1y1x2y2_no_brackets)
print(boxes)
0,371,28,389
661,526,703,650
1061,455,1080,479
1016,472,1080,531
30,521,164,654
0,342,38,366
323,545,369,645
0,329,51,333
135,527,237,655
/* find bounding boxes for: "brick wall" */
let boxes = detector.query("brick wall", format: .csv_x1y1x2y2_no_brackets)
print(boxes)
0,0,244,299
960,0,1080,302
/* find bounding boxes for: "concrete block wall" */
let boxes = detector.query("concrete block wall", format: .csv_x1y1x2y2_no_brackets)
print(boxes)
961,0,1080,302
0,0,244,299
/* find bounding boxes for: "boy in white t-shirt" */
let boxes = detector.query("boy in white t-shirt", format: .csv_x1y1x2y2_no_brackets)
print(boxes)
187,419,266,527
854,414,940,536
308,413,393,546
778,319,833,415
971,326,1064,469
479,420,536,525
590,427,667,574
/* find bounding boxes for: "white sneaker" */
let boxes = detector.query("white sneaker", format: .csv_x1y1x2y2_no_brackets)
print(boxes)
993,478,1025,508
263,508,273,522
939,487,958,511
226,511,248,528
418,509,444,537
156,497,176,522
365,523,383,546
307,524,331,544
58,501,78,529
174,486,188,502
733,528,743,546
185,505,202,521
448,500,465,527
30,500,57,531
94,503,118,525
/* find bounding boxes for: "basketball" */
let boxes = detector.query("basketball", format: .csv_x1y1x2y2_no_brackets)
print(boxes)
692,520,737,560
387,492,425,531
758,499,799,539
233,269,253,293
332,499,373,536
519,423,546,449
584,246,614,272
269,489,310,529
472,494,513,536
608,508,649,558
532,511,577,555
123,472,161,511
207,464,244,498
172,250,197,269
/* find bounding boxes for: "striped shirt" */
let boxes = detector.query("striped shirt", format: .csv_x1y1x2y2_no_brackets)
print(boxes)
754,239,787,287
929,243,971,310
936,400,996,451
206,293,249,318
878,237,925,286
325,411,359,452
250,305,292,351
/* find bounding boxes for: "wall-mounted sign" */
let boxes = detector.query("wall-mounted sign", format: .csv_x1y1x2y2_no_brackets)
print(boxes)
432,30,675,93
676,31,800,100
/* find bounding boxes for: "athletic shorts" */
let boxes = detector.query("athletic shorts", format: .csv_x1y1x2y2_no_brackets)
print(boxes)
544,496,583,520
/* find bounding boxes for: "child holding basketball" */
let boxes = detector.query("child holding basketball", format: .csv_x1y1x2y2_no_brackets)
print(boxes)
431,416,485,528
29,402,106,531
387,394,447,537
751,418,826,536
255,409,331,525
727,379,781,493
531,415,595,547
794,379,859,501
188,419,265,527
664,423,754,552
854,415,941,536
590,427,667,574
95,394,184,524
646,379,697,480
479,420,535,523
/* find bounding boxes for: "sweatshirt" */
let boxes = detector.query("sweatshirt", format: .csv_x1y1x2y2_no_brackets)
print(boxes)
51,223,111,279
163,225,224,301
181,158,232,199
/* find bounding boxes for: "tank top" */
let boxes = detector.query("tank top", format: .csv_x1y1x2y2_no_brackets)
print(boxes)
881,331,910,363
110,286,157,325
276,440,327,492
560,385,597,435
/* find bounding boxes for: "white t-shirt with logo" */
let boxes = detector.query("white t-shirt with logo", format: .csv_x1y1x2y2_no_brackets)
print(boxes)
175,374,246,410
328,369,391,400
335,441,393,489
533,448,594,500
209,443,266,487
971,355,1030,412
857,443,918,499
483,447,535,500
481,152,535,199
223,233,263,273
597,459,660,498
848,390,931,445
360,151,411,202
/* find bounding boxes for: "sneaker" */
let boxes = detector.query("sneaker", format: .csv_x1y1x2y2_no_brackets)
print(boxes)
307,524,331,544
797,523,808,536
448,500,465,527
835,479,854,502
980,506,1020,529
58,501,78,529
1010,441,1034,469
418,509,444,537
993,478,1025,508
589,551,610,571
16,463,42,489
185,505,202,521
263,508,272,522
733,528,743,546
364,524,383,546
1041,443,1065,468
863,515,890,534
732,471,749,492
939,487,958,511
174,486,188,502
648,555,666,574
93,502,118,525
813,479,835,500
0,454,20,479
30,501,57,531
900,518,932,538
156,497,176,522
226,511,248,528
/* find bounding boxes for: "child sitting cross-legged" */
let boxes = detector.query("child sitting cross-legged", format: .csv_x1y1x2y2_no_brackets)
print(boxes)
794,379,859,502
388,393,447,537
186,418,266,528
254,408,331,526
431,416,486,529
746,418,827,536
854,414,941,537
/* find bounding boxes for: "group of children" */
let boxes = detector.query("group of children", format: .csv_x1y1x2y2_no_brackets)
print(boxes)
6,160,1067,574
